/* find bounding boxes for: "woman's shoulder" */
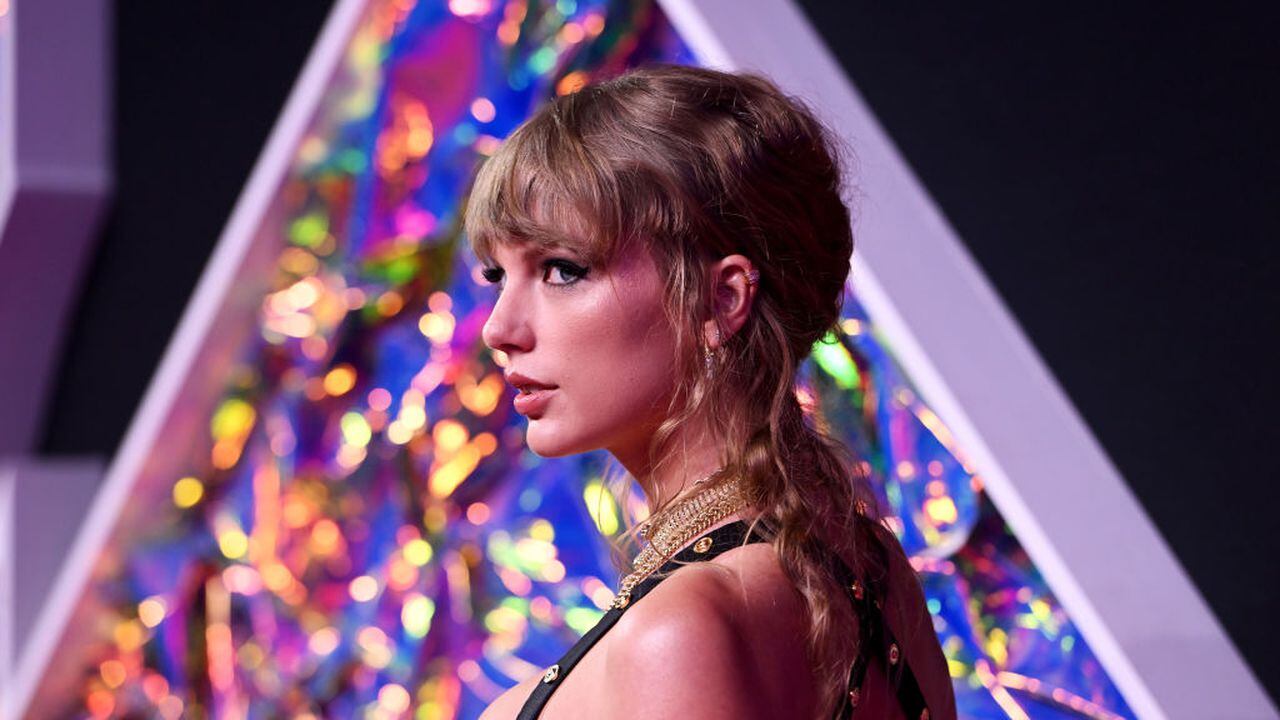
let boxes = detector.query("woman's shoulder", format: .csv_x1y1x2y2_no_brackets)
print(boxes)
601,541,816,718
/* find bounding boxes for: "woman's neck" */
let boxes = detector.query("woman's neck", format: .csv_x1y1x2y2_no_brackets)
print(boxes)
611,419,726,514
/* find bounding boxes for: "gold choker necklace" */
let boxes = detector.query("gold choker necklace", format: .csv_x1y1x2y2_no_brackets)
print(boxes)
610,475,747,610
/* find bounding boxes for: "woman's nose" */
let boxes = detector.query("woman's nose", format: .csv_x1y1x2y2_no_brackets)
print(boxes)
481,287,533,354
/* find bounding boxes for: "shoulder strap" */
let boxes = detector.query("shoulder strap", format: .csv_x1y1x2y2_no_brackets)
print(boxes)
830,521,932,719
516,520,766,719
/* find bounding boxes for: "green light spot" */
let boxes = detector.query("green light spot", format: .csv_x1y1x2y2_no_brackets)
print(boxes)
811,331,860,390
386,256,420,284
529,47,557,76
453,123,478,146
290,213,328,248
564,607,604,635
337,149,367,174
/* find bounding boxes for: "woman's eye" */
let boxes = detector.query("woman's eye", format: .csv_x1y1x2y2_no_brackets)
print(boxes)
480,267,504,285
543,259,589,286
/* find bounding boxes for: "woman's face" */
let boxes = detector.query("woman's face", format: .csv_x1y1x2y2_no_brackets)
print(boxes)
480,238,678,465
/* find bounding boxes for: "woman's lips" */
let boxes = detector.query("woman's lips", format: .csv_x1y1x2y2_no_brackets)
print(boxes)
513,386,557,416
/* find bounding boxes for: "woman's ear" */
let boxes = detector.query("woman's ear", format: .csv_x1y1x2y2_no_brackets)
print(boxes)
702,254,758,349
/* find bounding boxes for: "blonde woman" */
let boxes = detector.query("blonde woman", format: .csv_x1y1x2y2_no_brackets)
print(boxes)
466,63,955,720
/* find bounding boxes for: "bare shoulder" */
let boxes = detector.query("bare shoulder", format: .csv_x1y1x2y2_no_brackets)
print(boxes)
601,544,814,720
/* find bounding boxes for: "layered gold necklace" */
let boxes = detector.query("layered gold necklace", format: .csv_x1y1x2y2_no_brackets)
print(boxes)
609,473,748,610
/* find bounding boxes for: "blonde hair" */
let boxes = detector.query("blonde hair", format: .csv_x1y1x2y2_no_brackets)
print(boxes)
464,63,886,717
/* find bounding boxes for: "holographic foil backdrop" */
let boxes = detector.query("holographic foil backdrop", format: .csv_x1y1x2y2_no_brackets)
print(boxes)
37,1,1134,718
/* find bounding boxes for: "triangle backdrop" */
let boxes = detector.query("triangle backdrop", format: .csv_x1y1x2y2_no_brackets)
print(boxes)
22,2,1134,718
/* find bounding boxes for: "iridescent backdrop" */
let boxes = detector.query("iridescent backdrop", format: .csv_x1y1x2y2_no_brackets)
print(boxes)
44,1,1134,718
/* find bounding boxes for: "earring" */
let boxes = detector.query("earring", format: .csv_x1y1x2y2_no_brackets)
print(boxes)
704,328,721,379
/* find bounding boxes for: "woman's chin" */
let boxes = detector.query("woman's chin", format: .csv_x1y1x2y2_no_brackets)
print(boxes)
523,421,577,458
525,418,610,459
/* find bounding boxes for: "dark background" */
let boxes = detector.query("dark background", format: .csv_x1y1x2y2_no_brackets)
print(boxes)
39,1,1278,704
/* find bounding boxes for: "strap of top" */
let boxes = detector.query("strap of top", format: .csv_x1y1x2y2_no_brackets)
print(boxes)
515,519,931,720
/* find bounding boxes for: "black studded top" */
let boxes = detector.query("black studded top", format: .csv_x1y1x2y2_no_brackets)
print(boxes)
515,519,932,719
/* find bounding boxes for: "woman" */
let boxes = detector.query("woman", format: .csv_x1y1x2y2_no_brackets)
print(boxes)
465,63,955,719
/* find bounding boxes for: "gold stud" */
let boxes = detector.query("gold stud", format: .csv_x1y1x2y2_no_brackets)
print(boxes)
888,643,900,665
855,499,869,516
693,536,713,553
542,664,560,683
848,687,860,708
612,592,630,609
920,710,930,720
850,580,864,600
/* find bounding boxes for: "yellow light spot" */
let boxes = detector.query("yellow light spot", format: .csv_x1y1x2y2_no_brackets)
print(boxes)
529,518,555,542
211,398,256,441
349,575,379,602
404,538,434,566
895,460,916,480
402,593,436,637
100,659,127,688
925,495,959,525
261,561,294,593
323,364,358,396
583,480,619,535
424,505,447,533
399,404,427,431
379,683,412,713
418,311,455,344
285,277,321,309
173,476,204,508
218,529,249,559
309,627,340,656
114,619,146,652
138,596,167,628
311,518,342,555
387,420,414,445
341,411,372,448
428,443,481,498
432,418,468,452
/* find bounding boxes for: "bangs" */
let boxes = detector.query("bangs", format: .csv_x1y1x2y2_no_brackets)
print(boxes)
463,104,628,268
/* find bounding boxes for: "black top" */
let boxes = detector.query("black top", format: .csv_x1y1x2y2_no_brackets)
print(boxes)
516,519,931,719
